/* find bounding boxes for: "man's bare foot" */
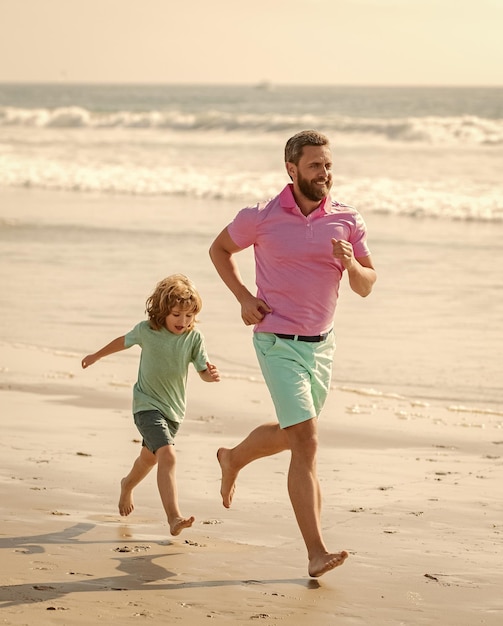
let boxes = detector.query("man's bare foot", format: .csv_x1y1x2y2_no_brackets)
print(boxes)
118,478,134,516
169,515,195,536
308,550,349,578
217,447,237,508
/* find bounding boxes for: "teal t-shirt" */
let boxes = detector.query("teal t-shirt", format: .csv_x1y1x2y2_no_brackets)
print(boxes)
124,320,208,423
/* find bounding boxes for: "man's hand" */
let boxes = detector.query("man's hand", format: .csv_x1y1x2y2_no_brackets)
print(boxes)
331,238,355,270
240,293,272,326
332,239,376,297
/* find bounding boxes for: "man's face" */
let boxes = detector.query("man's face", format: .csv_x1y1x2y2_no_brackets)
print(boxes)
289,145,333,203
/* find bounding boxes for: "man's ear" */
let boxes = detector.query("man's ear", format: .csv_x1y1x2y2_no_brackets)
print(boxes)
285,162,296,180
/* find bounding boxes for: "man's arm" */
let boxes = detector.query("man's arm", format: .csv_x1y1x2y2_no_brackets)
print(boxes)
209,227,271,325
331,238,377,297
347,254,376,297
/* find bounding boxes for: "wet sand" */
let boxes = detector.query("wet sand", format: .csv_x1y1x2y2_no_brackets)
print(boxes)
1,341,502,625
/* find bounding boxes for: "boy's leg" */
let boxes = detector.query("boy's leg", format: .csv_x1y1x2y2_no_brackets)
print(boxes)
217,422,289,508
155,444,195,536
119,446,157,516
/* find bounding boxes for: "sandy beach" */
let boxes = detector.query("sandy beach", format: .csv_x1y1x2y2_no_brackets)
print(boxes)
1,335,502,624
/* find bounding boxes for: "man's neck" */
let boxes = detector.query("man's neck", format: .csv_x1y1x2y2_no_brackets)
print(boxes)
292,190,325,217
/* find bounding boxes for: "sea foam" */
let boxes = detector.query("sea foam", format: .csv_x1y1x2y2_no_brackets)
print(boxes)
1,106,502,145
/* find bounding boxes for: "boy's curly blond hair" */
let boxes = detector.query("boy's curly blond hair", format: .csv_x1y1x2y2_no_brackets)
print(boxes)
146,274,202,331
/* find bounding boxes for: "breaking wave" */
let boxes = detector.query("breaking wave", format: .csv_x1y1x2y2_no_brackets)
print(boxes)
1,106,502,145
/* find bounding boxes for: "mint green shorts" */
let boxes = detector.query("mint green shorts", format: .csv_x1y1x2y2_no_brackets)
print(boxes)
253,331,336,429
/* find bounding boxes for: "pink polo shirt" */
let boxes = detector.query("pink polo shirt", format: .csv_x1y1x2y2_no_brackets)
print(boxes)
227,184,370,336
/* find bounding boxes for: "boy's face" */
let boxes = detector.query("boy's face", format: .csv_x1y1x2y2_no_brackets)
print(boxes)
165,306,195,334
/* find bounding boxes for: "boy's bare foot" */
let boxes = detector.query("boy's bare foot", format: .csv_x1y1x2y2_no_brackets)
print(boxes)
308,550,349,578
170,516,195,536
118,478,134,516
217,448,237,508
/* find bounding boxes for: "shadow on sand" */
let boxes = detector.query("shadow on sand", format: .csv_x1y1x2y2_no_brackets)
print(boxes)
0,522,321,609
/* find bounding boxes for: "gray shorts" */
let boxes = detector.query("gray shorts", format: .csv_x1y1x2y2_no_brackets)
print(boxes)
133,410,180,453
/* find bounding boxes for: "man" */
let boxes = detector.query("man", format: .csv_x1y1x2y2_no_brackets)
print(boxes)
209,129,376,578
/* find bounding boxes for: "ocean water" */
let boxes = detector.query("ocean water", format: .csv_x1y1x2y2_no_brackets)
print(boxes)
0,84,502,411
0,84,502,220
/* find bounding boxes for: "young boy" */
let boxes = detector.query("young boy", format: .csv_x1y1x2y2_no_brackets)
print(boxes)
82,274,220,536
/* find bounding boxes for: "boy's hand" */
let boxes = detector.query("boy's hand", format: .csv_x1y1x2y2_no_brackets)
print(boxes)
202,361,220,382
81,354,97,369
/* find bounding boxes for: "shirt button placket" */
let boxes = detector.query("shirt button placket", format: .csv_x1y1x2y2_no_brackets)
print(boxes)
305,219,314,240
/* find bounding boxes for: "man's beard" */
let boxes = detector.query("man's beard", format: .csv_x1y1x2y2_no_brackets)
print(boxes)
297,173,332,202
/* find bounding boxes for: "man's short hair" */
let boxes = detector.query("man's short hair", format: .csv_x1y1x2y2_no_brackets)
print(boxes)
284,130,330,165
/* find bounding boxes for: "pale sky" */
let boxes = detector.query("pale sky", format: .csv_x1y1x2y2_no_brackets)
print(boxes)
1,0,502,85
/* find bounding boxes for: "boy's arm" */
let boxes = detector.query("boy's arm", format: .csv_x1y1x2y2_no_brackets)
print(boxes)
198,361,220,383
82,336,127,369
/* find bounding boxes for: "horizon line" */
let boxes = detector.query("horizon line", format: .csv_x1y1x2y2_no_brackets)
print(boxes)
0,80,502,89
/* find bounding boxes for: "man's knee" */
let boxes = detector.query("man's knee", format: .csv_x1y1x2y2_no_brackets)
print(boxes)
286,419,318,457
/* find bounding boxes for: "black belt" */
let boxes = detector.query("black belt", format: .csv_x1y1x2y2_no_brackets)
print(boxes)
274,329,332,343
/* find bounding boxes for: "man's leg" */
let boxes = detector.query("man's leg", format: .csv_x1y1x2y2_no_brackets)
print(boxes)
217,422,289,507
155,444,195,536
284,418,348,578
119,445,157,516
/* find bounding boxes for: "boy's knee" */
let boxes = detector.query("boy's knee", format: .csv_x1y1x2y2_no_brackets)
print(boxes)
140,446,158,467
155,444,176,465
